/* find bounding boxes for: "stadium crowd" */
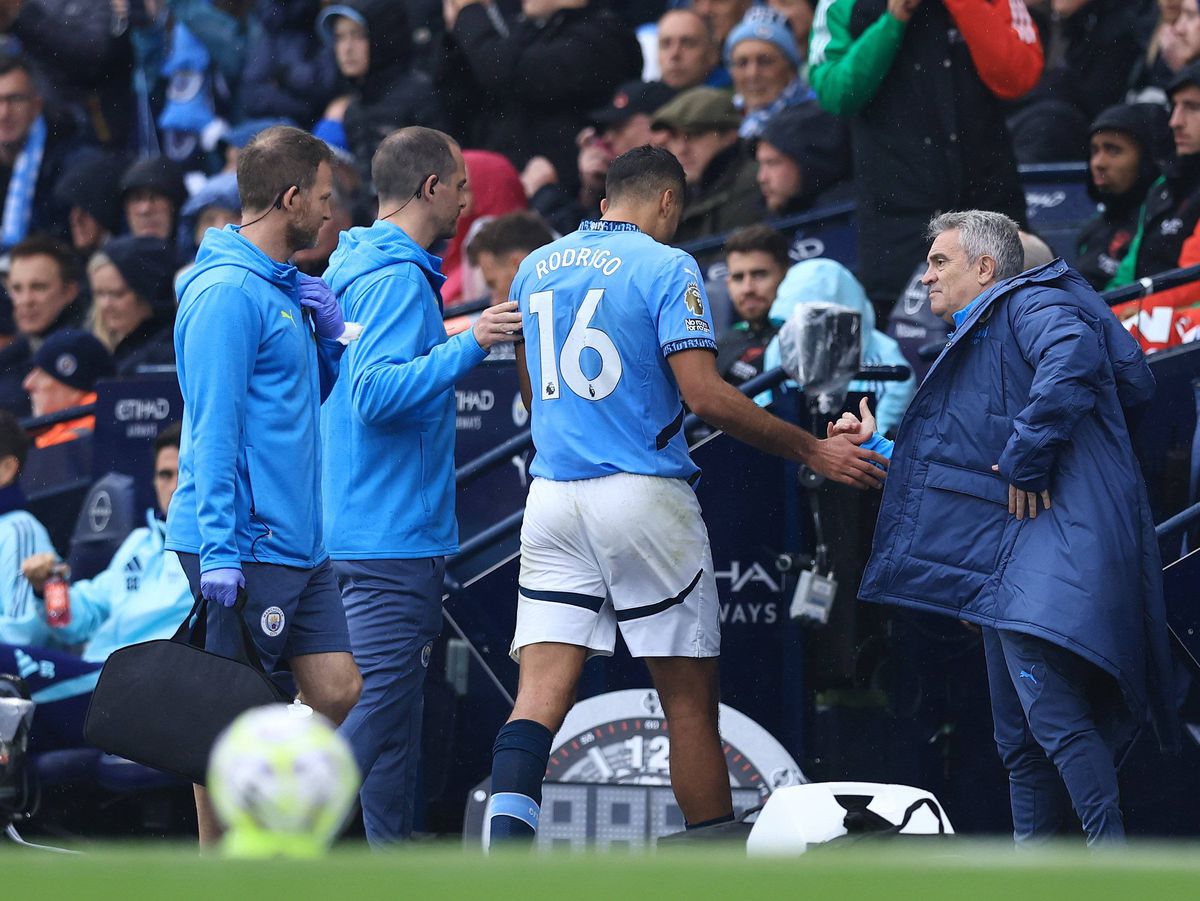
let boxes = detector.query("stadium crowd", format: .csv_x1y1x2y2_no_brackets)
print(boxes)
0,0,1194,846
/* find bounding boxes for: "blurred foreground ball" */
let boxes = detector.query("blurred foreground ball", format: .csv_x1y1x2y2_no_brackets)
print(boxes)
207,703,360,858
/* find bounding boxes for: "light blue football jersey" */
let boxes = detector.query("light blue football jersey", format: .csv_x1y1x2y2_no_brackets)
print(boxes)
511,220,717,481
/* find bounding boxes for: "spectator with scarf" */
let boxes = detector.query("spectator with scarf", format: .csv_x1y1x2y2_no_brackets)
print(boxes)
726,5,810,139
0,53,77,250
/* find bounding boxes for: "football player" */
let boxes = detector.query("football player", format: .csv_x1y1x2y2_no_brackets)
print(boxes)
485,145,887,844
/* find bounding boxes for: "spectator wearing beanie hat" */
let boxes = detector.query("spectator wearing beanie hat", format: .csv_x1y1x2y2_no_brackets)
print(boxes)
1075,103,1172,291
725,6,810,139
53,150,129,259
23,329,113,449
755,103,852,217
120,157,188,242
86,237,177,376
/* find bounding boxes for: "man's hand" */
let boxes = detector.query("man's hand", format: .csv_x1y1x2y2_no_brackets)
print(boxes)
521,156,558,199
887,0,921,22
992,464,1051,520
298,274,346,341
826,397,877,444
21,552,58,594
812,435,889,489
577,142,612,194
201,568,245,608
323,95,353,123
473,301,522,349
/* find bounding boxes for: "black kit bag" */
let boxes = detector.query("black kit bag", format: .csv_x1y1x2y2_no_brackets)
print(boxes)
84,590,290,784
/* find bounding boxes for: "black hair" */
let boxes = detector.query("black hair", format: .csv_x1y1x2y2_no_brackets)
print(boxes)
9,234,78,285
237,126,334,212
154,421,182,456
0,52,34,81
0,411,30,472
724,224,790,270
467,211,555,264
372,127,457,204
605,145,686,205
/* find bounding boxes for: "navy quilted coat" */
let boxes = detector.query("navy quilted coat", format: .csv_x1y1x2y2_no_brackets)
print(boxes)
859,260,1177,748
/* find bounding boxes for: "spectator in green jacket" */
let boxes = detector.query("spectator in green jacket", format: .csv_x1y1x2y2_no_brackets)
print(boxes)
807,0,1043,316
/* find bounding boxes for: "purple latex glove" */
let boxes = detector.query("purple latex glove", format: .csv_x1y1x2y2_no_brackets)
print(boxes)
298,274,345,340
200,567,245,608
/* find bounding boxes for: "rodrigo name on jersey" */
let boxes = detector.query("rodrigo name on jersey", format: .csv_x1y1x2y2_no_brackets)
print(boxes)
511,220,716,482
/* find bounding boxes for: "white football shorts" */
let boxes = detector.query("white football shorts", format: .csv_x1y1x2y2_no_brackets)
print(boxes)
511,472,721,661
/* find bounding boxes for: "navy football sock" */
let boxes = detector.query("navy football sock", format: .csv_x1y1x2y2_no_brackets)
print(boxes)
487,719,553,845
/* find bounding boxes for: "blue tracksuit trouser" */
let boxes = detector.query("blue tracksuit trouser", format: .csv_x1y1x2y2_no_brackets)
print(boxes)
333,558,444,846
0,643,101,752
983,627,1132,846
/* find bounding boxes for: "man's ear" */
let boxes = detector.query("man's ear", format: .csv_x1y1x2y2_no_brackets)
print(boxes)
599,197,609,215
281,185,301,210
660,188,675,219
978,253,997,285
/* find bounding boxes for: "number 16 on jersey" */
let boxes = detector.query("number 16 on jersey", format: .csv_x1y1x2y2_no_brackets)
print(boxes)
529,288,623,402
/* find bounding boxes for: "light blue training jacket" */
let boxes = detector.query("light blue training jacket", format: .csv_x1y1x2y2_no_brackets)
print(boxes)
61,512,194,664
0,509,56,647
321,221,486,559
166,225,344,572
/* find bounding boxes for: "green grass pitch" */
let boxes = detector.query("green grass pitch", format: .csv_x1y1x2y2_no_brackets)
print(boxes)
3,842,1199,900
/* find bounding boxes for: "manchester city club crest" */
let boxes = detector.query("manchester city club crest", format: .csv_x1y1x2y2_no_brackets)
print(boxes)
261,606,286,637
684,282,703,316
